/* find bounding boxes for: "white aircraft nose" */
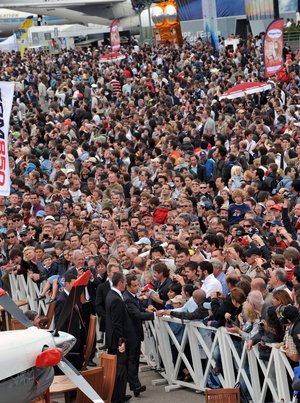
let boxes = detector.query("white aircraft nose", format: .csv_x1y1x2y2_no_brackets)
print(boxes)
53,331,76,355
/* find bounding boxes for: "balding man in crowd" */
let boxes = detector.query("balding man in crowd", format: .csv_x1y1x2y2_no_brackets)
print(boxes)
269,268,292,296
162,289,208,320
251,277,273,305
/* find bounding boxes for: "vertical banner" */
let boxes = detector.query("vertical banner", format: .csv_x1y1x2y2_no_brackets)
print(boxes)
202,0,218,48
110,19,120,52
17,16,33,58
0,82,14,196
264,18,284,78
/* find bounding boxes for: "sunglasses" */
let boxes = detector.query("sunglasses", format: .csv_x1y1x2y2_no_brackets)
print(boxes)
243,225,251,228
7,236,15,239
13,219,21,222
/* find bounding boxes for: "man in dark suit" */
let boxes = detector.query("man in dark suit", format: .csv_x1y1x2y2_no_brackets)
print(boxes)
69,249,98,366
54,270,85,370
123,274,155,397
106,272,137,403
95,263,121,343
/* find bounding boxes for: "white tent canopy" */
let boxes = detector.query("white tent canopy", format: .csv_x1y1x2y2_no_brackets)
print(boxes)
28,24,110,38
0,34,19,52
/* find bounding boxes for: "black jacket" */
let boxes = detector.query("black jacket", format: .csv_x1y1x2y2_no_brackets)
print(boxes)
123,290,154,342
211,294,236,326
170,304,208,320
213,158,225,181
105,289,137,350
68,267,98,311
95,280,111,331
54,290,84,353
291,314,300,355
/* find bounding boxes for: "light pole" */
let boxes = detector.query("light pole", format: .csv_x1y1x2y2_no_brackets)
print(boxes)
146,0,153,47
131,0,152,46
135,4,145,45
273,0,279,19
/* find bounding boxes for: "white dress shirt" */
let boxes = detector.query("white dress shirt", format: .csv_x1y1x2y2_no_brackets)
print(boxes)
201,274,222,298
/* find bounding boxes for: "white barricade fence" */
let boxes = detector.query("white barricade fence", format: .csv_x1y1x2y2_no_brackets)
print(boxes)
9,274,49,317
6,275,297,402
141,320,162,370
148,316,297,403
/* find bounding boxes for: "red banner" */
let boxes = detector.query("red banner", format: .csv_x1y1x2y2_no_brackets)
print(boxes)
264,18,284,78
110,19,120,52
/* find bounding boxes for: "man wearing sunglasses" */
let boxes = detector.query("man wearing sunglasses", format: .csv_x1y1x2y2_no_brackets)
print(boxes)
5,229,20,254
11,213,24,234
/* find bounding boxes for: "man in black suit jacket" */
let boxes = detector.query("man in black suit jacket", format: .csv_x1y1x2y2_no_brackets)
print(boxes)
106,272,137,403
95,263,121,336
123,275,155,397
54,270,85,370
69,250,99,365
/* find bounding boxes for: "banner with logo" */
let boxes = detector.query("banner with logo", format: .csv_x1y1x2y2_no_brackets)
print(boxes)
202,0,219,48
17,16,33,58
264,19,284,78
0,82,14,196
110,19,120,52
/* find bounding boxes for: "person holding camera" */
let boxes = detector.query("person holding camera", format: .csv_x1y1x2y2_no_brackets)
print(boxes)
244,245,265,279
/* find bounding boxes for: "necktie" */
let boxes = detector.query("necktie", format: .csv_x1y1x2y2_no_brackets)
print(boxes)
80,291,86,304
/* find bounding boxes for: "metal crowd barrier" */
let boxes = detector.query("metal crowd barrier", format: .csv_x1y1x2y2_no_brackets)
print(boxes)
142,316,297,403
9,274,48,316
8,274,297,402
141,320,162,370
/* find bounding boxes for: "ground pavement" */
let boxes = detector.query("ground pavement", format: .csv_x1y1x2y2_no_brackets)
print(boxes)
53,366,206,403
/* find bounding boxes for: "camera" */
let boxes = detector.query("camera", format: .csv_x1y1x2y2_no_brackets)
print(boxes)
248,228,259,236
226,319,233,328
236,230,245,237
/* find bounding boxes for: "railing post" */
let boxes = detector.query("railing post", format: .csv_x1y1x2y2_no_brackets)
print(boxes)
273,347,292,402
155,317,175,384
218,327,236,388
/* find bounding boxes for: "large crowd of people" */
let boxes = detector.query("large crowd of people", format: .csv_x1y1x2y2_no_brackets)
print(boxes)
1,31,300,402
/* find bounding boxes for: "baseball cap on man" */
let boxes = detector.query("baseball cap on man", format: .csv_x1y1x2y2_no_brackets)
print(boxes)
135,237,151,246
45,215,56,222
270,204,282,211
170,295,186,305
36,211,46,218
87,157,97,164
244,245,262,257
280,305,299,324
271,219,282,226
